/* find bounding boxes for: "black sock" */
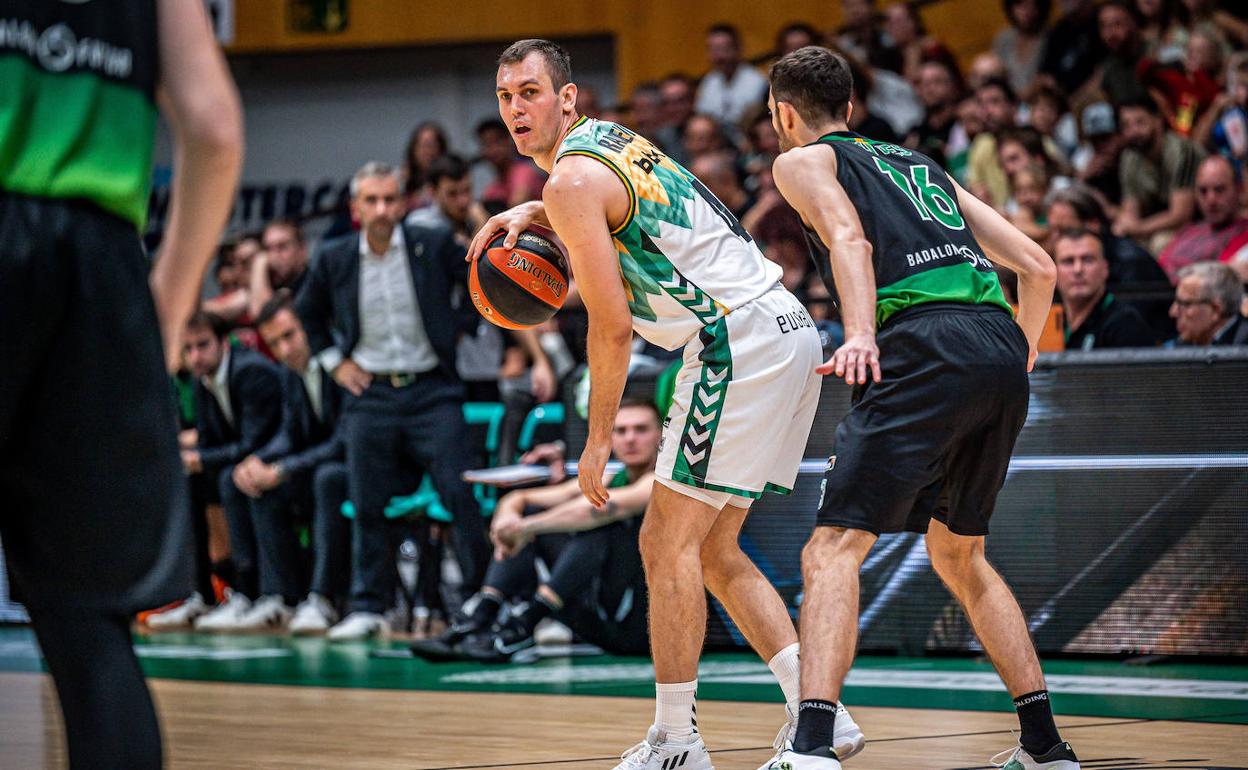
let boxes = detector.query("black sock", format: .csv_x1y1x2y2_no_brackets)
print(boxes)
516,595,554,633
792,699,839,754
1014,690,1062,756
470,592,503,625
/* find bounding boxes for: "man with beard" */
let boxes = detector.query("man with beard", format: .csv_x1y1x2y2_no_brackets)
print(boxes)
905,60,963,168
1113,97,1204,251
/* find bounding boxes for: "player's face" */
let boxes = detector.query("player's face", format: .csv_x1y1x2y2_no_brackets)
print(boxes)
611,406,661,468
1054,236,1108,303
183,328,224,378
497,52,569,161
258,309,310,373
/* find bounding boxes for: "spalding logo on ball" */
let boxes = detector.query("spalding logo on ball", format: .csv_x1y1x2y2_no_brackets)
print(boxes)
470,228,570,329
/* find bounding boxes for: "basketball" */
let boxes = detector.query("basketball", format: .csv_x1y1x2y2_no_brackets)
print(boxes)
469,228,570,329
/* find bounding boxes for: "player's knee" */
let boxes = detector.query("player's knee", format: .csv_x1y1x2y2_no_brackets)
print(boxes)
700,541,745,593
802,526,872,576
925,535,983,583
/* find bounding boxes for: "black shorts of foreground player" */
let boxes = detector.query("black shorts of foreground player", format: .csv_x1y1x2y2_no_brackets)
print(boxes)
766,47,1079,770
411,399,660,663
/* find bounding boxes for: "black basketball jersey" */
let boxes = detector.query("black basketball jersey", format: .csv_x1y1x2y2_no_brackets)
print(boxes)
0,0,159,228
801,131,1011,328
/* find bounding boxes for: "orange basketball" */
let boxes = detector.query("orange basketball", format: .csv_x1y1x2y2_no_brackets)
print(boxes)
469,229,570,330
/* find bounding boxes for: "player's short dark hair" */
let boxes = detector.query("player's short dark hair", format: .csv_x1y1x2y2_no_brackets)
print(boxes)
186,310,230,339
706,23,741,45
255,289,296,329
618,397,662,426
425,153,470,187
769,46,854,124
498,38,573,92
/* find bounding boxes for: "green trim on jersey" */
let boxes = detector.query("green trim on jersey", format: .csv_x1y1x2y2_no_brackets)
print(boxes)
671,317,733,488
0,57,157,229
877,261,1013,328
555,120,727,327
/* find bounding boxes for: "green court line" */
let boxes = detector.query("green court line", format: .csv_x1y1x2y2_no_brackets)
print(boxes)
1,627,1245,725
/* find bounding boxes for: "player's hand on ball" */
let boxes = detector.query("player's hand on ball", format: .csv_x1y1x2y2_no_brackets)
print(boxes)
577,440,612,508
466,201,548,263
819,334,881,385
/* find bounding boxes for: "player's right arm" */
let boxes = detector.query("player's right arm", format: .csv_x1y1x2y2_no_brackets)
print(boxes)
772,146,881,386
542,156,634,508
149,0,244,371
951,179,1056,370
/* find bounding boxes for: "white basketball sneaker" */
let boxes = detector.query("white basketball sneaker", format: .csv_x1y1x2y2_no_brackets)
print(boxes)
325,611,389,641
991,742,1080,769
757,702,865,770
144,593,209,629
232,595,293,631
193,590,252,632
614,726,715,770
289,594,338,635
762,748,841,770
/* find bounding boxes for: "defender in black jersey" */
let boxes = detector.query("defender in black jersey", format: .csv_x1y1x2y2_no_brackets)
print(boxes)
0,2,241,767
762,48,1079,770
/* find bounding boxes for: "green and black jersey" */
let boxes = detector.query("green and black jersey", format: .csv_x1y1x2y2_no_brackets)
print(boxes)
802,131,1011,328
0,0,159,229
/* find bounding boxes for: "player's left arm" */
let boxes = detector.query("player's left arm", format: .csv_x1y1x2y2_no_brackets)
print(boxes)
772,147,881,386
542,156,634,507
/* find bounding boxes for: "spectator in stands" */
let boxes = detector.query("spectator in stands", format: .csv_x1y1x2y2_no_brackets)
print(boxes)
968,77,1018,207
202,238,257,325
967,51,1009,90
1006,163,1052,242
1039,0,1105,95
252,218,310,320
776,21,821,57
1024,83,1079,161
682,113,730,166
998,126,1068,192
1137,0,1186,64
994,0,1052,94
905,59,963,167
296,162,491,640
695,23,768,126
656,73,697,166
419,399,662,662
575,84,602,118
1228,250,1248,313
1054,229,1159,349
1098,1,1152,106
1047,184,1172,285
1197,53,1248,172
1170,261,1248,344
238,293,352,634
691,153,753,221
405,153,487,245
176,311,287,630
1158,155,1248,279
628,81,665,139
1139,29,1224,137
741,107,782,186
402,121,449,211
1114,96,1205,249
1073,102,1126,212
835,0,903,73
885,2,957,86
1173,0,1248,51
476,118,545,214
839,48,905,143
948,92,985,181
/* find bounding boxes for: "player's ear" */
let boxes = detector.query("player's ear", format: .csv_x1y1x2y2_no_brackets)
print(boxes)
562,82,578,114
844,101,854,126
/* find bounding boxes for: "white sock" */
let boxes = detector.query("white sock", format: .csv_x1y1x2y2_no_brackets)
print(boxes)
655,680,698,741
768,643,802,713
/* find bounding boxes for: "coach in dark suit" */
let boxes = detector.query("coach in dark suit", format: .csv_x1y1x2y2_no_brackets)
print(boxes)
235,292,352,633
296,161,489,639
181,311,296,622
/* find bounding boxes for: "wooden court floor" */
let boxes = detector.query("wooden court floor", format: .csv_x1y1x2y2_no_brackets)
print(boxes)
3,672,1245,770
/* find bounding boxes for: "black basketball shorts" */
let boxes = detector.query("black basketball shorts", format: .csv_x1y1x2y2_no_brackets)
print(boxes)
0,192,193,613
816,302,1030,536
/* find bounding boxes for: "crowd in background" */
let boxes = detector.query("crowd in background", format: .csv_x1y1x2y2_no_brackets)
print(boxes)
145,1,1248,645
